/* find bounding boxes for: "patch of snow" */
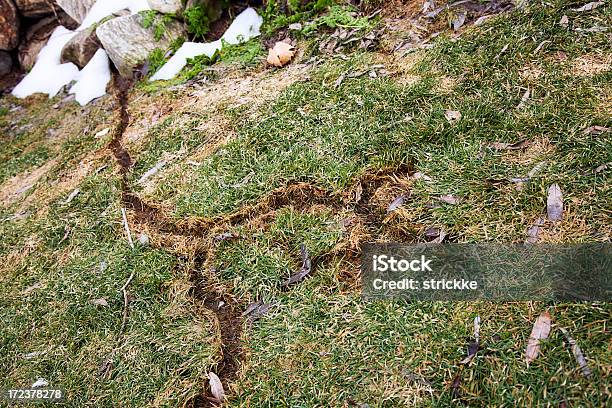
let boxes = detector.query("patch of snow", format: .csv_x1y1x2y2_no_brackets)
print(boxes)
69,49,112,105
13,0,151,103
221,7,263,45
150,7,263,81
79,0,151,29
150,41,222,81
11,27,78,99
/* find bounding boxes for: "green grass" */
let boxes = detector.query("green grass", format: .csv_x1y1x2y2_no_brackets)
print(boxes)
0,1,610,407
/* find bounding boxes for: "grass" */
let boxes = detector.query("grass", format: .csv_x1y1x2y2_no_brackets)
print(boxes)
0,1,610,406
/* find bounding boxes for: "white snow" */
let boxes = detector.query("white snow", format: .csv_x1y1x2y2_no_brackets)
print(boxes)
12,0,151,104
150,40,222,81
69,49,112,106
150,7,263,81
79,0,151,29
221,7,263,45
11,27,78,99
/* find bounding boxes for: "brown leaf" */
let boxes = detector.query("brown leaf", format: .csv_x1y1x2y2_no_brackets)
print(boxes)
444,110,462,124
560,327,592,378
91,298,109,307
594,163,609,173
572,1,604,12
525,311,552,364
267,42,296,67
525,217,545,244
208,372,225,403
450,374,462,399
282,245,312,287
354,183,363,203
546,184,563,222
242,300,272,321
387,195,407,212
460,316,481,364
582,125,610,135
438,195,460,205
517,89,531,109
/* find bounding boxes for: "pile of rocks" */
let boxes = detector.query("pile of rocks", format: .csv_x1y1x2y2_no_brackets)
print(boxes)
1,0,76,77
1,0,225,80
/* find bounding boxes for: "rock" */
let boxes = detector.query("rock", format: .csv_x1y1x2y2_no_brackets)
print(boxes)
56,0,96,24
60,25,100,68
17,12,75,70
0,0,20,51
14,0,58,17
148,0,183,14
96,13,185,76
0,50,12,76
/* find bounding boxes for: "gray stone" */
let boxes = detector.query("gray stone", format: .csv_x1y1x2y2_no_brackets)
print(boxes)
17,13,75,70
96,13,185,76
56,0,96,24
60,25,100,68
0,0,19,51
147,0,183,14
0,50,12,76
14,0,58,18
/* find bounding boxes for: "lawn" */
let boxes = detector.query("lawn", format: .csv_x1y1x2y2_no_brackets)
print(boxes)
0,1,610,407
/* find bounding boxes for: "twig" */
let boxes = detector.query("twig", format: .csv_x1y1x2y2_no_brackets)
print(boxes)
121,208,134,248
119,272,135,334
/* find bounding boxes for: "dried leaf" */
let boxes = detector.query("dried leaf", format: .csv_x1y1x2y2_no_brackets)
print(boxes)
525,217,545,244
451,374,462,398
559,15,569,28
594,162,609,173
31,378,49,388
94,128,110,138
489,139,531,150
334,73,346,88
62,188,80,205
354,183,363,203
528,161,547,178
208,372,225,402
387,195,407,212
214,232,239,242
92,298,109,307
444,110,462,123
582,125,610,135
546,184,563,222
438,195,460,205
560,327,592,378
411,171,432,181
572,1,604,12
452,11,467,31
242,300,272,321
460,316,481,364
517,89,530,109
525,311,552,364
267,42,296,67
283,245,312,287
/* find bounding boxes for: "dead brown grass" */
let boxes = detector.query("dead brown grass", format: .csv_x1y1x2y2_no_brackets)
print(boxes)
0,160,57,208
571,53,612,77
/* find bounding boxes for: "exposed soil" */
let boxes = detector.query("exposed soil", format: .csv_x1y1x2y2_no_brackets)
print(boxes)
107,60,415,404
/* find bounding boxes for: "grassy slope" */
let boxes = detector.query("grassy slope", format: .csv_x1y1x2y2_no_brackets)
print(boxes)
0,1,610,407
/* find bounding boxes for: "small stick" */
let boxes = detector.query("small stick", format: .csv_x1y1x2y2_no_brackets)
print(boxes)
119,272,135,334
121,208,134,248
